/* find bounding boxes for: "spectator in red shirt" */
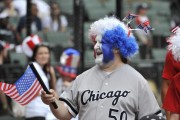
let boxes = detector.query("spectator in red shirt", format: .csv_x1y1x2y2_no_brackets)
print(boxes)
161,28,180,120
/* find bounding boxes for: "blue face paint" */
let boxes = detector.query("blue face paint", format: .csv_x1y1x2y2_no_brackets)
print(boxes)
101,40,114,63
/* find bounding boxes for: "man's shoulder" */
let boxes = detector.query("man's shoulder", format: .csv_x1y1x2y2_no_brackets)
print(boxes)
122,64,139,73
81,65,97,75
123,64,146,80
74,66,97,83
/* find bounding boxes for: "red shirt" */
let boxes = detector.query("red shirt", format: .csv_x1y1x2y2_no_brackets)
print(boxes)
162,51,180,114
162,51,180,81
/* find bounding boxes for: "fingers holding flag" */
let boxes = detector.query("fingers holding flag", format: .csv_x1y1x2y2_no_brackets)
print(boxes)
41,89,57,105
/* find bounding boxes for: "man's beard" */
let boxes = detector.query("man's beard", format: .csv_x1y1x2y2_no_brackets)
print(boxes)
95,54,113,69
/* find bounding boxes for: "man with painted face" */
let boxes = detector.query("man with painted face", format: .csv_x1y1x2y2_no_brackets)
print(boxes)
40,17,162,120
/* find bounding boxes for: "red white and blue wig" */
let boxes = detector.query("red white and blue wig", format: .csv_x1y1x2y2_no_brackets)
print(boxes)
167,28,180,61
89,17,139,63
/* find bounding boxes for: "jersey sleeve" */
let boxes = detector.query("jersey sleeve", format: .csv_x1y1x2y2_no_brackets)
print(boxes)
162,51,177,80
59,76,80,117
138,79,162,119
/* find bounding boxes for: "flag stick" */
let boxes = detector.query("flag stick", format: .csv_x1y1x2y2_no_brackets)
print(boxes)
129,28,155,30
29,63,58,109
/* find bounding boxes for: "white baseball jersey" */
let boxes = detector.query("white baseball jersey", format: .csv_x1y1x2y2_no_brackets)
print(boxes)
59,64,161,120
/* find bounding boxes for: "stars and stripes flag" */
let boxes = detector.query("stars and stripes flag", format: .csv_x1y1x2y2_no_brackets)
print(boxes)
122,13,138,25
0,66,42,106
137,20,153,33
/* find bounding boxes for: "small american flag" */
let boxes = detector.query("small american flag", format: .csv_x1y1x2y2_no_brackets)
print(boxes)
0,67,42,105
137,20,153,33
122,13,138,25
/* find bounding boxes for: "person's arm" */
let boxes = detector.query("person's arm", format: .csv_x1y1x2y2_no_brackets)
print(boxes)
170,112,179,120
42,16,50,33
59,15,68,32
161,78,171,120
17,16,25,34
0,90,8,110
161,78,171,104
41,89,72,120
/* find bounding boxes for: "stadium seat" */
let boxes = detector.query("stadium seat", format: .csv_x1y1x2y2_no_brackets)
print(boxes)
50,51,58,66
150,0,170,15
84,49,95,69
0,116,16,120
45,31,74,48
150,14,171,37
9,52,28,66
84,0,115,21
21,31,46,41
34,31,47,41
84,22,93,49
56,0,73,15
1,64,25,83
131,52,141,61
148,1,171,37
152,48,167,62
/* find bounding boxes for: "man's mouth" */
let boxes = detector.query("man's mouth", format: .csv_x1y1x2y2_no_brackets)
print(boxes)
96,50,102,55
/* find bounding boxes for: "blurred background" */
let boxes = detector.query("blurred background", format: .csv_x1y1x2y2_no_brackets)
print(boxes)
0,0,177,119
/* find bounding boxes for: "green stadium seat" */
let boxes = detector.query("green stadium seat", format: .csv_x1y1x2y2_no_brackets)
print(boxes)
88,9,109,21
131,52,141,61
84,49,95,69
50,51,58,66
21,31,47,42
33,31,46,41
0,115,19,120
57,0,73,15
152,48,167,62
151,16,171,37
84,0,115,21
150,0,170,15
45,31,74,47
1,64,25,83
9,52,28,66
84,22,93,48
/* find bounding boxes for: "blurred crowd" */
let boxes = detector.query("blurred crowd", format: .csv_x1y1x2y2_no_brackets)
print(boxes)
0,0,69,44
0,0,71,119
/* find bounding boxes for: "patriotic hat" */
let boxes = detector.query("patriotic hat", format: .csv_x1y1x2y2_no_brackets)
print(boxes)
56,48,80,79
22,35,42,57
0,40,15,50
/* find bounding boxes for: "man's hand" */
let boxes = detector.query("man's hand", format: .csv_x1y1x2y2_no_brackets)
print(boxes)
41,89,73,119
41,89,58,105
